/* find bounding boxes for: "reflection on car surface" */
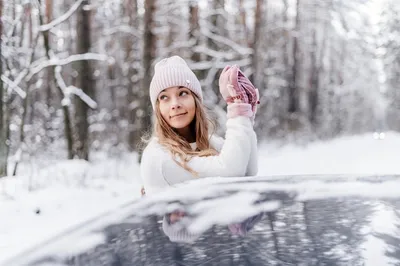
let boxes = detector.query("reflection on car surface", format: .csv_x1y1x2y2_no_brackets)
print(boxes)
19,175,400,266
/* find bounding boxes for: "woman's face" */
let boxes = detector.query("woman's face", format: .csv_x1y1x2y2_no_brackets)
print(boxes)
158,86,196,133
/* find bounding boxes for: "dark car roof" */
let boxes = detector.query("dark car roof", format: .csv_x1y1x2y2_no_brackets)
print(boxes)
8,175,400,266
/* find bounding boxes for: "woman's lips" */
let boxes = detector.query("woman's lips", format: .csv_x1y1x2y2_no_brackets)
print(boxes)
171,112,187,119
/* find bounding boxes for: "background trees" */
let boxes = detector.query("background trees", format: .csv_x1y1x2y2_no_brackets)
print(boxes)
0,0,394,177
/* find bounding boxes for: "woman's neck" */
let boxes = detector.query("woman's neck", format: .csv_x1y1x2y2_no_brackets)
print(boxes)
176,127,196,143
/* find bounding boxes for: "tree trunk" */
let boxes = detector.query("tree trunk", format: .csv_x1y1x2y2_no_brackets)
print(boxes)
38,0,74,159
137,0,156,161
13,85,30,176
13,4,35,176
122,0,140,151
208,0,225,53
308,1,319,125
166,2,180,56
45,0,54,110
189,0,208,83
207,0,225,97
189,1,200,63
252,0,264,90
0,0,7,177
239,0,249,47
288,0,300,114
316,2,329,135
282,0,290,131
28,4,35,125
74,0,94,160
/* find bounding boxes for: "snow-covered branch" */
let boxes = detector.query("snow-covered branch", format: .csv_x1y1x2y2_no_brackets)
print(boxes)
192,45,238,60
28,53,110,80
199,20,253,56
54,66,71,107
55,66,97,109
1,75,27,99
189,57,252,71
39,0,84,32
67,86,98,109
6,8,24,38
103,25,141,38
3,52,108,95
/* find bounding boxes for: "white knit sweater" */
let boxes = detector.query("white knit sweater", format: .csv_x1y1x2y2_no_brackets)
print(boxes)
140,116,258,196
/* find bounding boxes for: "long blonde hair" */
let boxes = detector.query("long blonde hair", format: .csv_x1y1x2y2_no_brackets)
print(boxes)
154,93,218,175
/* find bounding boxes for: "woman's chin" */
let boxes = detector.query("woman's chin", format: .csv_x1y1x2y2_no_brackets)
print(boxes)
169,116,192,129
170,122,190,129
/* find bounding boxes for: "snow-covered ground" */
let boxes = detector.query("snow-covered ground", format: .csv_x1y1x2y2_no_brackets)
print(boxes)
1,131,400,265
258,131,400,176
0,153,142,265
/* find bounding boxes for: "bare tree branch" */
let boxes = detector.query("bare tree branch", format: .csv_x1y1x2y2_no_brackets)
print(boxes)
38,0,84,32
1,75,26,99
28,53,110,80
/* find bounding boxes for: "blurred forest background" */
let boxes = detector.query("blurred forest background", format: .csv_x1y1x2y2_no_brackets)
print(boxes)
0,0,398,176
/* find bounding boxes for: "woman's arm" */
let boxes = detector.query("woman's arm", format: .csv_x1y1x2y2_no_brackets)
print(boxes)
246,130,258,176
141,117,253,194
162,116,253,185
210,129,258,177
140,144,171,195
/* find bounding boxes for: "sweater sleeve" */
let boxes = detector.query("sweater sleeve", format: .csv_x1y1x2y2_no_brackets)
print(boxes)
209,127,258,177
140,143,171,195
246,130,258,176
164,116,253,182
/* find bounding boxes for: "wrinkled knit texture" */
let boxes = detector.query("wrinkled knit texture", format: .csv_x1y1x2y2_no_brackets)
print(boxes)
149,56,203,109
140,116,258,196
229,65,260,112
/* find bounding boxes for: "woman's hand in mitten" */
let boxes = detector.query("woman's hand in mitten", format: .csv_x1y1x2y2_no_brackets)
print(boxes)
219,65,249,104
219,66,234,103
219,65,253,119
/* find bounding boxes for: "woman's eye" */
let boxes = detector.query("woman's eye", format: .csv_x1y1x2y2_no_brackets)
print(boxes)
159,95,167,100
180,91,188,96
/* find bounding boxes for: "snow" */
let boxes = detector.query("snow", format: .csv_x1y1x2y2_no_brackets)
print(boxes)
0,153,142,265
258,131,400,176
1,131,400,265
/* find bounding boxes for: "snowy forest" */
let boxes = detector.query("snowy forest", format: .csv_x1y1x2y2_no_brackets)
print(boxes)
0,0,398,177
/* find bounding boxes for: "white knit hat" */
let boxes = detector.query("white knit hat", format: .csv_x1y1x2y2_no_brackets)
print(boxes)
149,56,203,109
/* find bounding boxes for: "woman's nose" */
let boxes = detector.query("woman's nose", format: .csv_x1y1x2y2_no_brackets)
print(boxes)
171,98,181,109
171,104,181,110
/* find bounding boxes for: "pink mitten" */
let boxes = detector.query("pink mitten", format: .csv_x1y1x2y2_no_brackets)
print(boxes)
219,65,260,120
219,65,248,104
219,66,234,103
231,65,260,118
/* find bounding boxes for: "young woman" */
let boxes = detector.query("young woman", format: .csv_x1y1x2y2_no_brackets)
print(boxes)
140,55,258,196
